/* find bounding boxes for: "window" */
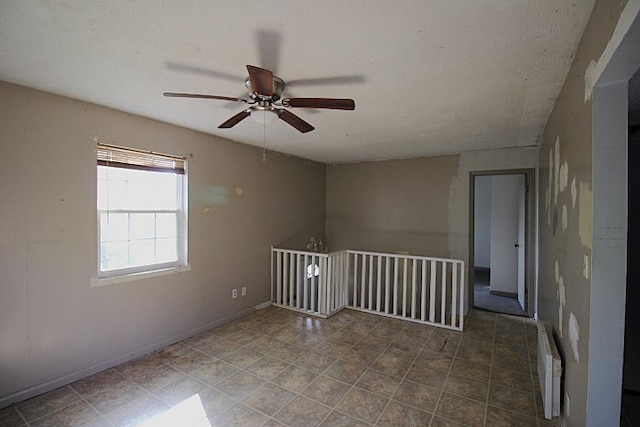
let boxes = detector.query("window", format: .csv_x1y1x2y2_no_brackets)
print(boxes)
96,144,188,280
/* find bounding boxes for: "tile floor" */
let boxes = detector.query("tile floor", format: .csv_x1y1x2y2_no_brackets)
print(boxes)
0,307,559,427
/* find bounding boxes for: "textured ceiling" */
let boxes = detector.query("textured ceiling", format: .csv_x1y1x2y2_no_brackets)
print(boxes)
0,1,596,163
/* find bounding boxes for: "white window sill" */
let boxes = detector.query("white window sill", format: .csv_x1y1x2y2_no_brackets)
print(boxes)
90,264,191,287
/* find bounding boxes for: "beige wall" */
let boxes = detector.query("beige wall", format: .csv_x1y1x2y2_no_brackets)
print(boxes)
0,81,326,405
326,155,459,257
537,0,627,425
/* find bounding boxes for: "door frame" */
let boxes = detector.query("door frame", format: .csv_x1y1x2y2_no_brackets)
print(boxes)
468,168,536,317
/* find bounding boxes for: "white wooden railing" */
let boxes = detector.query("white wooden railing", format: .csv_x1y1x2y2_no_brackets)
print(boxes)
271,248,465,331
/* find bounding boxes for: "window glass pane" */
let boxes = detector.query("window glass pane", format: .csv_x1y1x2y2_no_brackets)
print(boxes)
129,213,155,239
101,241,128,271
129,239,155,267
156,237,178,263
100,213,129,242
156,213,177,238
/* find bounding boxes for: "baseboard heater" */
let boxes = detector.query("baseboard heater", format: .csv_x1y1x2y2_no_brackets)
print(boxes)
537,320,562,419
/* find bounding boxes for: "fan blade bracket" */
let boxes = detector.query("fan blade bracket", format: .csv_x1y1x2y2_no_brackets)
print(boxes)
282,97,355,110
163,92,248,103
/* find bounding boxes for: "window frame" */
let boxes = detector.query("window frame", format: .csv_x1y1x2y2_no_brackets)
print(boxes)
93,144,189,285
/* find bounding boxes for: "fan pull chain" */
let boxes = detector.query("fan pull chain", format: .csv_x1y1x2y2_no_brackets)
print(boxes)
262,119,267,162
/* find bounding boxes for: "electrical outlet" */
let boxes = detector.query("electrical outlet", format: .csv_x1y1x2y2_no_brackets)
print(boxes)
232,289,238,299
241,287,247,296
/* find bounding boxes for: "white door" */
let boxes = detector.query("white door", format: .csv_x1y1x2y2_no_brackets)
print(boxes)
489,174,525,309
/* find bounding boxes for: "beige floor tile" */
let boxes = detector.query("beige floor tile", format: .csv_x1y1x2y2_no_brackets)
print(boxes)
488,383,537,418
490,366,534,392
214,371,266,399
211,402,269,427
242,382,296,416
355,369,402,398
105,394,169,427
435,392,486,427
377,400,432,427
245,355,291,380
29,399,99,427
485,405,537,427
132,363,185,392
301,375,352,407
335,387,388,424
293,351,337,373
444,373,489,402
16,386,80,422
370,353,413,378
320,410,372,426
152,375,210,406
271,365,318,393
168,350,217,373
0,406,25,427
340,347,382,367
393,379,442,413
220,347,265,368
324,359,368,385
273,395,331,426
191,359,239,385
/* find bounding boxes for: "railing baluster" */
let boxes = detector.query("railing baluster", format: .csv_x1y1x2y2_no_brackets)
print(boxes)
421,260,427,321
303,254,309,311
368,255,374,310
459,262,465,331
393,257,399,315
451,261,458,328
353,253,358,308
411,258,417,319
276,250,282,305
376,255,382,312
361,254,367,309
429,260,436,323
440,261,447,326
384,257,391,313
402,257,408,317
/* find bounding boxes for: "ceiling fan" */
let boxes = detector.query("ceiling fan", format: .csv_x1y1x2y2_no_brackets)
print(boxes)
163,65,355,133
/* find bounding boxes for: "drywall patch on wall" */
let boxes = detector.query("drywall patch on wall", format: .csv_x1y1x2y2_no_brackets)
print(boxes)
584,59,598,102
571,177,577,208
547,148,553,226
569,312,580,363
558,276,566,337
579,182,593,248
583,254,590,280
560,161,569,192
562,205,568,232
554,138,561,205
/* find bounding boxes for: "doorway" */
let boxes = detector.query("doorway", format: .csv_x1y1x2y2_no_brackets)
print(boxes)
470,170,534,317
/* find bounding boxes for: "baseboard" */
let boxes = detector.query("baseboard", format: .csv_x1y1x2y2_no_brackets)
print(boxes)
255,300,272,310
0,306,257,409
490,289,518,299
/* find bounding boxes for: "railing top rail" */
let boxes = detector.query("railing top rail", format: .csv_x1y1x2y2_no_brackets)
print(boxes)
271,247,329,258
343,249,464,264
272,247,463,264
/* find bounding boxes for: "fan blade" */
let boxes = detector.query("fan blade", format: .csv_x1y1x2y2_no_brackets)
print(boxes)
246,65,274,97
282,98,355,110
163,92,247,103
279,109,314,133
218,110,250,128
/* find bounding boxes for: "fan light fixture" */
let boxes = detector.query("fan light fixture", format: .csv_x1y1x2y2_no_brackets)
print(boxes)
250,108,280,125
